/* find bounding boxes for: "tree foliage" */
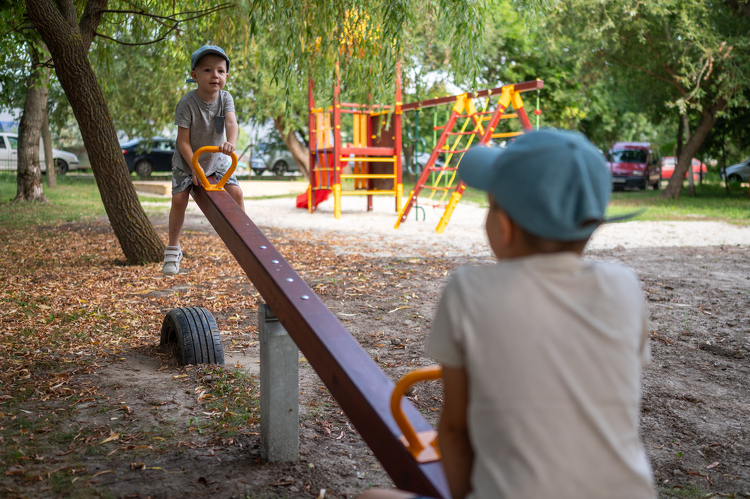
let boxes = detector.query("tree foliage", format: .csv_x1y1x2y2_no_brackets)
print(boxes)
534,0,750,197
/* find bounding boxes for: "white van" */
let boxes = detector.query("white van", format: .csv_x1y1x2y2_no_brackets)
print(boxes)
0,132,80,175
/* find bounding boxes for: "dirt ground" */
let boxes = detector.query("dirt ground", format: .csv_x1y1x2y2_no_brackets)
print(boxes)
1,218,749,499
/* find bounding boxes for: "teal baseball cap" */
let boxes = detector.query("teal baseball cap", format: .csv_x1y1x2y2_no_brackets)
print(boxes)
459,129,612,241
186,45,230,83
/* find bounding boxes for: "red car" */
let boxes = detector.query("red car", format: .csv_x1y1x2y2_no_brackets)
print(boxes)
660,157,707,181
607,142,661,190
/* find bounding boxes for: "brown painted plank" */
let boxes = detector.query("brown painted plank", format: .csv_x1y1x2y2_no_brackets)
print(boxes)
190,184,449,498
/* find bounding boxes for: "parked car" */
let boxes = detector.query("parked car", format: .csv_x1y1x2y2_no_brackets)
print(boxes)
0,132,80,175
401,151,446,172
607,142,661,190
660,156,707,182
121,137,177,178
720,158,750,183
255,142,298,175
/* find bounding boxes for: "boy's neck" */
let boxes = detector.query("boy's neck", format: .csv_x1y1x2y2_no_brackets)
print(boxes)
195,87,220,103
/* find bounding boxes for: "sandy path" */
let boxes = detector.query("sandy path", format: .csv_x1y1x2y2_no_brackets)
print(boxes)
178,195,750,257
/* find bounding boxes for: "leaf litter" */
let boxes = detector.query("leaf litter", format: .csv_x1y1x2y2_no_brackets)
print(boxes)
1,222,749,497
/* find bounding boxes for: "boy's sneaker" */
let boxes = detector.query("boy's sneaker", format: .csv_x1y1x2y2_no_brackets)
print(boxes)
162,246,182,276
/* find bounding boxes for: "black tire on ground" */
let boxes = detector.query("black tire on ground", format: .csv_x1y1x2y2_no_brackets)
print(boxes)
55,158,68,176
272,160,288,176
653,179,660,190
135,160,153,179
160,307,224,365
728,174,742,183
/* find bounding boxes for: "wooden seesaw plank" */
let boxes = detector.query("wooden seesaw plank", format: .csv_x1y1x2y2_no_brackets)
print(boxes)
190,182,450,498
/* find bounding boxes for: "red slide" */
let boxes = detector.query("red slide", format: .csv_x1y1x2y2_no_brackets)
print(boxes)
296,189,331,209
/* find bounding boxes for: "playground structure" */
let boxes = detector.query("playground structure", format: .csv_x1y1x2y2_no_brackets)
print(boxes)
301,68,403,217
396,79,544,232
300,76,543,233
173,151,450,496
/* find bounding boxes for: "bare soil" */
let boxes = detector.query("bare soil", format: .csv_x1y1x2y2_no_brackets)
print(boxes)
1,219,749,499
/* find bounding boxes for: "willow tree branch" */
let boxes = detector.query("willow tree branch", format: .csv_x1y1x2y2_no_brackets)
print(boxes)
95,23,178,46
93,2,234,46
611,57,678,86
99,3,235,23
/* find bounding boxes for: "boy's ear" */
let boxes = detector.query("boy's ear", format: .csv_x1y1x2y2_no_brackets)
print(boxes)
496,209,515,247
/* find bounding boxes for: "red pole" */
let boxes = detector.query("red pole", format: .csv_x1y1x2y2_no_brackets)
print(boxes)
333,68,342,188
394,62,403,213
308,78,317,211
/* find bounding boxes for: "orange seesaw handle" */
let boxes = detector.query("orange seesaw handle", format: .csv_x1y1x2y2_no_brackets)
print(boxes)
191,146,238,191
390,365,442,463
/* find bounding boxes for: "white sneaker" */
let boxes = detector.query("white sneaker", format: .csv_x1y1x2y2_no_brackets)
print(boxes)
162,246,182,276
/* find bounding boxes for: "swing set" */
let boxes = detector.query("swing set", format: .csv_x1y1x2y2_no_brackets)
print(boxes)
396,79,544,232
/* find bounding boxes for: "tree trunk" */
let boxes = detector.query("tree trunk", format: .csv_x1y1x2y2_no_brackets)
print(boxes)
662,100,725,199
42,109,56,188
684,114,695,196
273,116,310,180
14,45,49,203
26,0,164,264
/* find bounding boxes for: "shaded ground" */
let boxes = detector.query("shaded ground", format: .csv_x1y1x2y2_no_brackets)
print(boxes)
1,221,749,498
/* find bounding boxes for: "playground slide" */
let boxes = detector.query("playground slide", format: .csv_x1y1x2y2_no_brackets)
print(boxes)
296,189,331,209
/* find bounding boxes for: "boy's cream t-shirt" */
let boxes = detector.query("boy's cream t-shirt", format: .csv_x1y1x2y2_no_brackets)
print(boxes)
426,253,655,499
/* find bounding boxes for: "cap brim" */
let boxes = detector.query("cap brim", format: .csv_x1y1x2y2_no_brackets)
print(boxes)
458,146,505,192
604,208,647,223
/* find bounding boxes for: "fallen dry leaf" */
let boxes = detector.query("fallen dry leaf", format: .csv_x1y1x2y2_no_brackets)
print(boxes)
100,432,121,444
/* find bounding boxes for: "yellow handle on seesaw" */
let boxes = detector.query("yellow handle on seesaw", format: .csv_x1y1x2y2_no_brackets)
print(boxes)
390,365,442,463
191,146,238,191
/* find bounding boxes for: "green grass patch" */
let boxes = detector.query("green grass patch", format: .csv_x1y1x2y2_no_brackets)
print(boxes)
196,366,258,436
607,181,750,225
0,173,106,229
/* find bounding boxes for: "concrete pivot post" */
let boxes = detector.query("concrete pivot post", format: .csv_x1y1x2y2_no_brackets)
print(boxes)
258,303,299,462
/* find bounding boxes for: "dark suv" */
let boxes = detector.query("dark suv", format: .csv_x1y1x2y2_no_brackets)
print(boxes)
121,137,176,178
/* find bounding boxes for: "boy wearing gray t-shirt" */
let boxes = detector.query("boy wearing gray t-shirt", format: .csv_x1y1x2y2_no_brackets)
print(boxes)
163,45,245,276
360,130,655,499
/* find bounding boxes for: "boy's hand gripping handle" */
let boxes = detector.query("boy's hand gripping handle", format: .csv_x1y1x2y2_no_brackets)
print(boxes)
391,365,442,463
192,146,238,191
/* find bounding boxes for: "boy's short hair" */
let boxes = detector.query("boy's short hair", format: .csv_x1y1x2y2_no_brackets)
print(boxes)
459,129,611,242
488,195,589,253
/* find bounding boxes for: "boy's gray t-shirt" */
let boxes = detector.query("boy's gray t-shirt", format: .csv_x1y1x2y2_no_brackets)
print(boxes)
427,253,655,499
172,89,235,176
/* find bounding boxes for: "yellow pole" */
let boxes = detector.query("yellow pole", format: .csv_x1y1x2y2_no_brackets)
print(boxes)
436,191,462,233
333,183,342,219
394,189,415,229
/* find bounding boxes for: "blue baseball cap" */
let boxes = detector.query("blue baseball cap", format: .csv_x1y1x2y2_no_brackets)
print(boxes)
186,45,230,83
459,129,612,241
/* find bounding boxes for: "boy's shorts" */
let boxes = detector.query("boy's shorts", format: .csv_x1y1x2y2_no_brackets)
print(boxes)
172,165,240,195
